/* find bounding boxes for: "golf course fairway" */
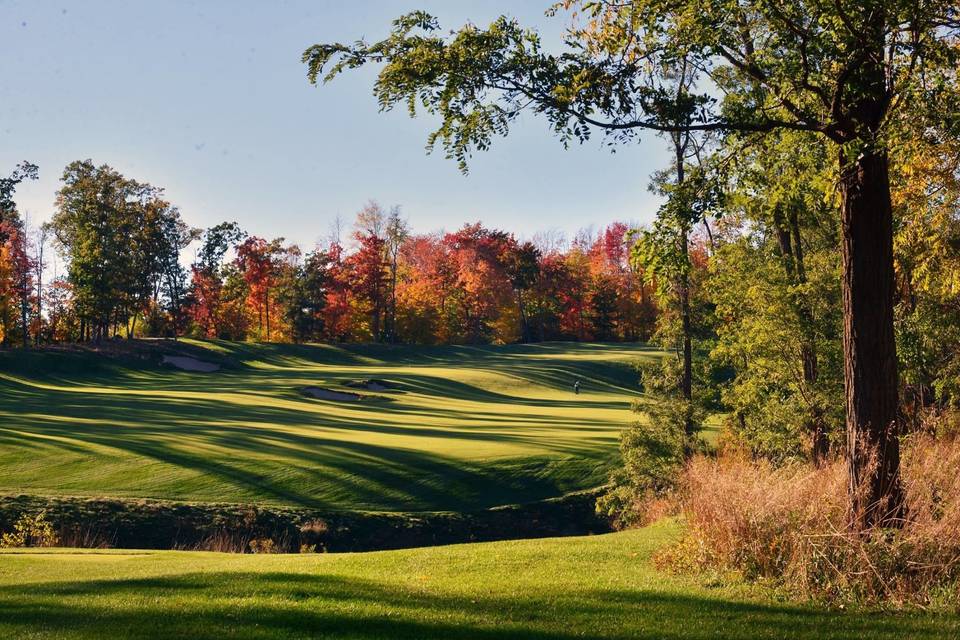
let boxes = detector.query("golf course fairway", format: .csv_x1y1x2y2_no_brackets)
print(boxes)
0,341,654,511
1,520,956,640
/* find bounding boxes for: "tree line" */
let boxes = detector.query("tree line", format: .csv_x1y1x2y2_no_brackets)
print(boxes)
0,161,655,347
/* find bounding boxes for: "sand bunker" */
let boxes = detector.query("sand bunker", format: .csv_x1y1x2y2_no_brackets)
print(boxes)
161,355,221,373
344,379,397,392
302,386,361,402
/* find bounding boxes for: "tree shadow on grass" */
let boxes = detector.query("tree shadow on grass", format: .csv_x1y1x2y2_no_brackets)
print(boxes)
190,339,659,369
0,570,955,640
30,341,646,398
0,341,643,510
0,375,612,510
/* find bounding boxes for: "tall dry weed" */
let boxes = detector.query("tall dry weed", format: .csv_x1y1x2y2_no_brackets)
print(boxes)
668,434,960,605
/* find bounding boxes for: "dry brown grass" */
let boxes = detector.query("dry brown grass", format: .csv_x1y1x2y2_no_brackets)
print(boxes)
665,433,960,606
58,525,112,549
187,529,252,553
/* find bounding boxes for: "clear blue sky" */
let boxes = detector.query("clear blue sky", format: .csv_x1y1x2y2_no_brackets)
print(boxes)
2,0,668,249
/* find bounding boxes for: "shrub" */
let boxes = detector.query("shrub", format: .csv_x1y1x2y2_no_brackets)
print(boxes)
667,433,960,605
597,357,710,528
299,519,328,536
248,537,278,554
0,511,59,548
597,406,687,528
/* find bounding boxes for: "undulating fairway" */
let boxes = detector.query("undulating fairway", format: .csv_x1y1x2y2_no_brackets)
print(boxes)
1,521,955,640
0,341,656,511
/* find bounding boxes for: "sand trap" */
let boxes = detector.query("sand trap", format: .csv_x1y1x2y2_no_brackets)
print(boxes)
302,386,361,402
344,379,396,392
161,355,221,373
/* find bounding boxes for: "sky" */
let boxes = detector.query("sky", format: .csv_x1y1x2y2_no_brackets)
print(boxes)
1,0,670,251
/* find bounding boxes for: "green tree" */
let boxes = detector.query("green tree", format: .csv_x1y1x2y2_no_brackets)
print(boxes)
502,240,541,343
304,1,960,528
278,248,331,343
128,194,194,338
891,124,960,415
0,161,38,232
188,222,247,338
51,160,190,341
715,131,843,464
384,206,409,343
632,155,721,444
589,273,618,341
52,161,139,341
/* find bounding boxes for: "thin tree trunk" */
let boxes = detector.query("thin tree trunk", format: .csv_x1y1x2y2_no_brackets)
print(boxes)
35,234,43,346
678,230,693,434
517,289,528,343
20,273,29,349
674,137,694,443
390,252,399,343
839,147,904,529
790,210,830,463
773,207,828,464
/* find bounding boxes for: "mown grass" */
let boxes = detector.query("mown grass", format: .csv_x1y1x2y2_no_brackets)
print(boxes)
0,521,955,640
0,341,655,511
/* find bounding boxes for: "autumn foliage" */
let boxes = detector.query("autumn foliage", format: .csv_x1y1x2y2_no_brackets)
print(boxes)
179,211,654,345
0,157,658,347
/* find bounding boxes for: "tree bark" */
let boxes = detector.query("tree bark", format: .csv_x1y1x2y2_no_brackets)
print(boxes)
839,147,904,529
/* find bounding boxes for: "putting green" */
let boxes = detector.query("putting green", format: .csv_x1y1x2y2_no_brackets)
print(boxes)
0,341,657,511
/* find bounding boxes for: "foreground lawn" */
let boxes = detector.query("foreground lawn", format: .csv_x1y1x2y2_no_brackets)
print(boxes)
0,341,653,511
0,521,955,640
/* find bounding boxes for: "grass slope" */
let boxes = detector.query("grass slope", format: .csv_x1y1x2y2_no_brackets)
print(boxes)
0,341,655,511
0,522,955,640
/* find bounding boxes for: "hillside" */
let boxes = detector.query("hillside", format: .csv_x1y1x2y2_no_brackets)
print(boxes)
0,341,655,511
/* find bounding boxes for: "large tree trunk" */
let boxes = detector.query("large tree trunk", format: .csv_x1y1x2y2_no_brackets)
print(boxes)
839,147,904,529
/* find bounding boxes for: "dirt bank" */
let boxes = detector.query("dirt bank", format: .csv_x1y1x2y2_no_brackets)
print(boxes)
0,491,611,553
